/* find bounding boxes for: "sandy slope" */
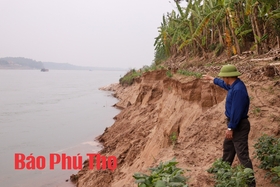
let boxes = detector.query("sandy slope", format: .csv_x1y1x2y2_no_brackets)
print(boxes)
72,62,280,187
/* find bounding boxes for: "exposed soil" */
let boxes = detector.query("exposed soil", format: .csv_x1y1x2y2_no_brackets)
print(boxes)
71,54,280,187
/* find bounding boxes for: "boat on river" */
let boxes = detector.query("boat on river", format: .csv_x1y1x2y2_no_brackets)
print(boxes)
41,68,49,72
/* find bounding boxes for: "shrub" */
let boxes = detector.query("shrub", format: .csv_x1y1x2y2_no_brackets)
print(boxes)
133,159,189,187
254,134,280,184
119,69,142,86
271,166,280,183
207,159,255,187
254,135,280,170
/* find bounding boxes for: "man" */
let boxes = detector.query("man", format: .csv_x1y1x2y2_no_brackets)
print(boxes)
203,64,255,186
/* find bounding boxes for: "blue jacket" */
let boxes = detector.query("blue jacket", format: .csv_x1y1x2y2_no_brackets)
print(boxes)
214,78,249,129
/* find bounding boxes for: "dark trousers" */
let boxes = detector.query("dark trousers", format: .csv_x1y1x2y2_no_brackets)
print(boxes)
223,118,253,168
223,118,255,186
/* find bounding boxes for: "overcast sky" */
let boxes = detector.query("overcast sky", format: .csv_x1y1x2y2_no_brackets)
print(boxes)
0,0,181,69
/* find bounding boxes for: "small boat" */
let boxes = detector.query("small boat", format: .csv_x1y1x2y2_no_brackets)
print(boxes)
41,68,49,72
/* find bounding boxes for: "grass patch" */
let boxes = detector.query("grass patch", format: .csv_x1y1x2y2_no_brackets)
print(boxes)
166,70,173,78
252,107,261,116
119,69,142,86
170,132,178,147
177,69,202,78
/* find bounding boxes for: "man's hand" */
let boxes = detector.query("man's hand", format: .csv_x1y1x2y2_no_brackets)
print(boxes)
225,129,233,139
202,75,214,81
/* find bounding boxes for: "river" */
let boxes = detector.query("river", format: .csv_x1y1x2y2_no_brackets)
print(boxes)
0,69,125,187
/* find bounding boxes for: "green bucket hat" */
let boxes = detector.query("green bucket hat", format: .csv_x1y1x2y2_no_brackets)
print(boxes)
218,64,241,77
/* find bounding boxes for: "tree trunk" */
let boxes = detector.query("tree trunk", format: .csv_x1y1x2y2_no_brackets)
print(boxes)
225,28,232,57
252,5,263,54
194,38,206,58
235,3,242,28
217,24,224,46
204,28,208,49
210,23,214,45
262,22,269,53
226,15,241,55
250,15,260,54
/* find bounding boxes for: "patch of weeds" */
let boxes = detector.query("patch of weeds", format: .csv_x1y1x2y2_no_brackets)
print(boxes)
133,158,189,187
177,69,202,78
268,86,274,94
141,65,151,73
204,62,220,67
119,69,142,86
159,65,166,70
207,159,255,187
170,132,178,147
252,107,261,116
141,63,158,72
166,70,173,78
150,63,158,71
140,63,166,72
168,86,172,91
270,114,280,122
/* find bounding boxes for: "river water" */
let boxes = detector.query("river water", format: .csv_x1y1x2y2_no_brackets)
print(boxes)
0,69,125,187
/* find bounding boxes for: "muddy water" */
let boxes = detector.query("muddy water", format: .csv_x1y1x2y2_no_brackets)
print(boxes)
0,70,124,187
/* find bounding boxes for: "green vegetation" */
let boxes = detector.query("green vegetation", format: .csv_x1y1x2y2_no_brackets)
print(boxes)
252,107,261,116
177,69,202,78
272,166,280,184
133,159,189,187
166,70,173,78
141,63,159,72
140,63,169,73
154,1,280,63
154,44,169,65
254,134,280,184
170,132,178,147
207,159,255,187
119,69,142,86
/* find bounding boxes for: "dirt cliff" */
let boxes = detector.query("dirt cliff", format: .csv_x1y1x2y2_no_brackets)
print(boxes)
72,60,280,187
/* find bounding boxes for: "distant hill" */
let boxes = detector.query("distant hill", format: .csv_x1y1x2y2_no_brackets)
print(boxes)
42,61,90,70
42,61,125,71
0,57,44,69
0,57,126,71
